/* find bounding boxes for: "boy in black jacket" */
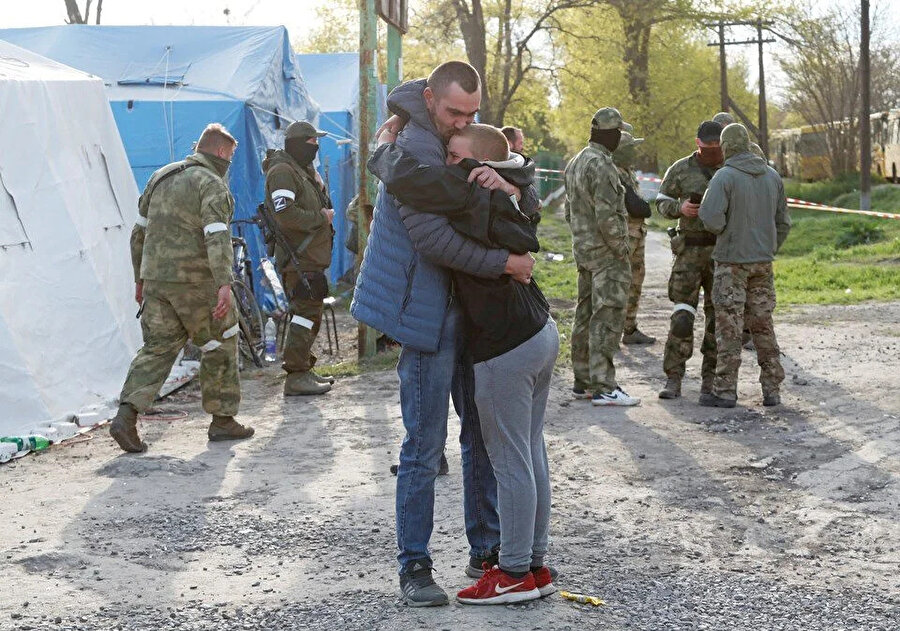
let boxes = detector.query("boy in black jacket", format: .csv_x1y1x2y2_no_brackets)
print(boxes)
369,123,559,605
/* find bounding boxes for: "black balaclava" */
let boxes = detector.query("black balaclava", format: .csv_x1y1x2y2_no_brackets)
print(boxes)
286,137,319,167
590,128,622,152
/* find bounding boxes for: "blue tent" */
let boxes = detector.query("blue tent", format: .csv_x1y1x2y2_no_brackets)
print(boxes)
0,26,355,294
296,52,387,283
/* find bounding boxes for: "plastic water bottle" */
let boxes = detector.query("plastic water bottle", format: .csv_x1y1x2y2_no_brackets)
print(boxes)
264,318,277,362
0,442,17,463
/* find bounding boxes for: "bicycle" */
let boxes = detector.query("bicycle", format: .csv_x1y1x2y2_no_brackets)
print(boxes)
231,221,265,368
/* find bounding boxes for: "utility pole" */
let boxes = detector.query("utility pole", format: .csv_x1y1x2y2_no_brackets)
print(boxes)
387,25,403,91
756,19,769,157
860,0,872,211
357,0,378,359
717,21,728,112
707,20,775,156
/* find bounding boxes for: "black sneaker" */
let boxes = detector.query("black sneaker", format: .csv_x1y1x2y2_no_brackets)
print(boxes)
399,561,448,607
466,549,499,578
699,393,737,408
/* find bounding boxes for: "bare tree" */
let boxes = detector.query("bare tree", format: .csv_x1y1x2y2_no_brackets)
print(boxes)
778,2,899,175
424,1,600,125
64,0,104,24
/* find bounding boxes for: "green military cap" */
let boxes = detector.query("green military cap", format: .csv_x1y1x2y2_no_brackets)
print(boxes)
721,123,751,158
591,107,630,131
712,111,735,126
618,131,644,148
285,120,327,140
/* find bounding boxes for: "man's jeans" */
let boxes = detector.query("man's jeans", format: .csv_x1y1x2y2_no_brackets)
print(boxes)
395,304,500,572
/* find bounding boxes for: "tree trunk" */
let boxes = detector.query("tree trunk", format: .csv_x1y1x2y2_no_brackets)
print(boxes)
452,0,494,123
64,0,85,24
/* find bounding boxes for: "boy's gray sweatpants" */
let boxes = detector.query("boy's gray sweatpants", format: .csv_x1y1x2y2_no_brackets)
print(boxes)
473,318,559,573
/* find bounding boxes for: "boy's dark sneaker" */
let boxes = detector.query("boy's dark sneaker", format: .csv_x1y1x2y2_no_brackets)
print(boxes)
399,561,448,607
457,564,540,605
532,565,558,597
572,387,592,400
699,393,737,408
466,549,499,578
763,391,781,406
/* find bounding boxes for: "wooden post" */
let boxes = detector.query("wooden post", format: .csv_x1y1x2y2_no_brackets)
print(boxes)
357,0,378,358
860,0,872,210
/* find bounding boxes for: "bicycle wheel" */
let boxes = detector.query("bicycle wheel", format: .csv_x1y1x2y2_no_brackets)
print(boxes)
237,310,263,368
232,279,265,367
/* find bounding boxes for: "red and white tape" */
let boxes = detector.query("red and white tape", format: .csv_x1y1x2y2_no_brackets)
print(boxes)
551,171,900,220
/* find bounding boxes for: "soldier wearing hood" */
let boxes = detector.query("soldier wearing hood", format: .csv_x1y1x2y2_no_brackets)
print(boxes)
263,121,336,397
699,123,791,408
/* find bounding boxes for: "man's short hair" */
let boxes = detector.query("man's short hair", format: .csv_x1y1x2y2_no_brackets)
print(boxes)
427,61,481,97
500,126,521,145
197,123,238,153
457,124,509,162
696,120,724,143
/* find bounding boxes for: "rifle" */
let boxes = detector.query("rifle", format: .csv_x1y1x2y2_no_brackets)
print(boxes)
255,202,315,300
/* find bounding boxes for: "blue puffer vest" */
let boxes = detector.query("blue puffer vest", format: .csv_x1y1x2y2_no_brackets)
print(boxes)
350,120,450,353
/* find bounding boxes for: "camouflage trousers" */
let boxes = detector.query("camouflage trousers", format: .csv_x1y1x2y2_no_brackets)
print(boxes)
282,270,325,374
712,262,785,400
572,258,631,393
623,220,647,332
663,245,717,382
120,280,241,416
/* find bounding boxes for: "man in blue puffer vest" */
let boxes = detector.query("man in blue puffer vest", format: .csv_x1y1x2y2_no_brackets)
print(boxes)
351,61,539,606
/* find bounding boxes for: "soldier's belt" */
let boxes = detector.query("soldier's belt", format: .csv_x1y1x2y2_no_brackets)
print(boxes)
682,233,717,247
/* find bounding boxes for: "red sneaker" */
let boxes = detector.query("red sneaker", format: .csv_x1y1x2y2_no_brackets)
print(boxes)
457,564,540,605
532,565,557,597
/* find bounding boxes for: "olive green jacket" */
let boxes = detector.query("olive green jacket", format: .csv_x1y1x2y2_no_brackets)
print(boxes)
131,152,234,288
699,152,791,263
262,150,333,273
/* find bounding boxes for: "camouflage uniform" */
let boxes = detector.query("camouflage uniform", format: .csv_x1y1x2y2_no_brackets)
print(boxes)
565,108,631,394
121,151,239,415
656,153,720,388
711,263,784,399
700,123,791,402
262,122,334,383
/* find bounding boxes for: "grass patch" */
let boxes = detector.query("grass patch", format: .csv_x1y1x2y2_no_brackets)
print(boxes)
326,347,401,377
782,173,885,205
535,209,578,368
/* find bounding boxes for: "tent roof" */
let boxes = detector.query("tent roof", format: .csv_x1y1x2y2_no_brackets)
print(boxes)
0,25,304,103
296,52,361,113
0,39,94,82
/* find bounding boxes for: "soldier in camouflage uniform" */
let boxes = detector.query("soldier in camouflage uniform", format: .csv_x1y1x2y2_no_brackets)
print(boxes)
263,121,335,397
612,131,656,345
714,111,764,352
655,120,725,400
565,107,641,407
109,123,253,453
699,123,791,407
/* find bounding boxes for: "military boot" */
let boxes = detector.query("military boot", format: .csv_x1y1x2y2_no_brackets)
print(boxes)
207,416,255,442
699,393,737,408
108,403,147,453
763,391,781,407
311,371,336,385
284,371,331,396
622,328,656,345
658,377,682,400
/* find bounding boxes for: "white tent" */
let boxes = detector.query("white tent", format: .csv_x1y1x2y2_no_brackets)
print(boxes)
0,41,141,437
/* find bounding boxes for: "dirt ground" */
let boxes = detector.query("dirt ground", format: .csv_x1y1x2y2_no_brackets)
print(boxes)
1,232,898,630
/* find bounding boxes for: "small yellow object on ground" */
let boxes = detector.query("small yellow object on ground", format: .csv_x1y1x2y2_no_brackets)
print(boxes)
559,590,606,606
